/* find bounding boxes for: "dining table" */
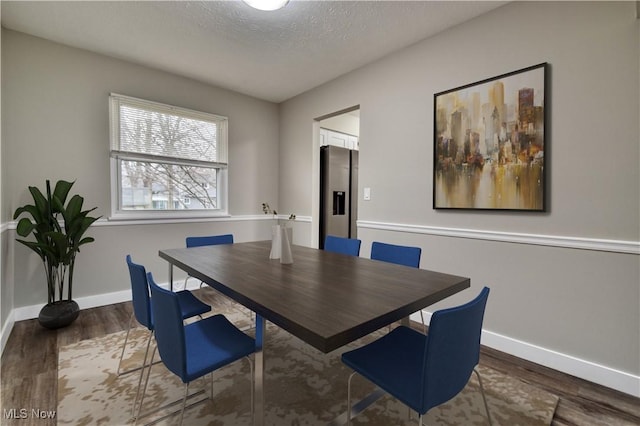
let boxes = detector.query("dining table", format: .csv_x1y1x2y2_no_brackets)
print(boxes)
159,240,470,425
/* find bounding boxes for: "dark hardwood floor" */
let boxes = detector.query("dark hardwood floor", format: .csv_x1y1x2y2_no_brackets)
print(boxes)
1,287,639,426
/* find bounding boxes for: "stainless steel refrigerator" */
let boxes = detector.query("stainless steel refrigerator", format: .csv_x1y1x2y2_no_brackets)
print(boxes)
319,145,358,248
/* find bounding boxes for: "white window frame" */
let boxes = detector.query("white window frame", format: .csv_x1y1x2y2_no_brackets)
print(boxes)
109,93,229,220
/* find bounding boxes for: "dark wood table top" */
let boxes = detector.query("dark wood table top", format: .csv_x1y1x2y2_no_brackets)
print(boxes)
160,240,470,353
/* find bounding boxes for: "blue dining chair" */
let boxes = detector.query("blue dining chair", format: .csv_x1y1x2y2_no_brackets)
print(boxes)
184,233,252,327
137,272,256,426
324,235,361,257
370,241,424,330
118,255,211,415
341,287,492,426
185,234,234,289
186,233,234,248
370,241,421,268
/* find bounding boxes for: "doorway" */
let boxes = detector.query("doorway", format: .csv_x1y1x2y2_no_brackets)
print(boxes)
312,107,360,248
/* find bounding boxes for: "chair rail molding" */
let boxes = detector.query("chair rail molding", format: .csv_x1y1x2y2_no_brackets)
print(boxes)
5,214,312,229
357,220,639,255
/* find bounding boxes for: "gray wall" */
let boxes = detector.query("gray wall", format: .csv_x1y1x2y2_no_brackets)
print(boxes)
1,29,280,308
278,1,639,384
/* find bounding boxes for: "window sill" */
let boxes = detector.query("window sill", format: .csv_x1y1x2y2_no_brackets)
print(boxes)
107,211,231,224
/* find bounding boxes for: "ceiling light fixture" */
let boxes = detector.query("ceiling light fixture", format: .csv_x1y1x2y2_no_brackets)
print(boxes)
243,0,289,11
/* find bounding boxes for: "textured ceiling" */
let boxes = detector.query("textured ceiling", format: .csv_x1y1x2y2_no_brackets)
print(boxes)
1,1,506,103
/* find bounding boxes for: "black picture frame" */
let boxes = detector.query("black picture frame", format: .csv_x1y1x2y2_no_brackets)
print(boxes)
433,63,547,211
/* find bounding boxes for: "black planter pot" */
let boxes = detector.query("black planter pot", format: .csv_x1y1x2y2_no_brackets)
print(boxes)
38,300,80,329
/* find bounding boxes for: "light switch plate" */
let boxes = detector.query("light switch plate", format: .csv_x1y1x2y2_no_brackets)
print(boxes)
363,187,371,201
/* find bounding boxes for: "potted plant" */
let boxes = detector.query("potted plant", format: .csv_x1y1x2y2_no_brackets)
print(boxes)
13,180,100,329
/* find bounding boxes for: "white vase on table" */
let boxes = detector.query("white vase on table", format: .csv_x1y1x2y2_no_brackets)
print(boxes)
270,224,282,259
280,226,293,264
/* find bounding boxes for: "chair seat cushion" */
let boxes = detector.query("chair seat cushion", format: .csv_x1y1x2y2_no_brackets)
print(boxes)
176,290,211,318
183,314,255,383
341,326,426,413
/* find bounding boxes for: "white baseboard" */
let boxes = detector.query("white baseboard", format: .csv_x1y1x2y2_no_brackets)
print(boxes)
411,311,640,398
1,279,198,355
1,310,16,355
1,289,136,355
482,329,640,398
12,289,134,322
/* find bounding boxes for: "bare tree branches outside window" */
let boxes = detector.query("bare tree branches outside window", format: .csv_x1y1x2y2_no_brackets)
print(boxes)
110,94,228,214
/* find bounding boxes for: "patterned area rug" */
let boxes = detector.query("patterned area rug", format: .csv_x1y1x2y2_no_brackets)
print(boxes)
58,302,558,425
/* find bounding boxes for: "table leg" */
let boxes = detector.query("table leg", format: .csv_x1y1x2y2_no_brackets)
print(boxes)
254,314,265,426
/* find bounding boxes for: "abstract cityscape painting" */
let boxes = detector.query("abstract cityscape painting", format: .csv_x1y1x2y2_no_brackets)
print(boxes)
433,63,547,211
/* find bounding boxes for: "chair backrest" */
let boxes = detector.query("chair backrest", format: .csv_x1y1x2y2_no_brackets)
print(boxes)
186,234,234,248
147,272,188,381
422,287,490,412
370,242,422,268
126,255,152,330
324,235,361,256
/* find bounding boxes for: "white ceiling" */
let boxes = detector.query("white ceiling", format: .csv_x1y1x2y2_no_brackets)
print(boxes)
1,1,506,103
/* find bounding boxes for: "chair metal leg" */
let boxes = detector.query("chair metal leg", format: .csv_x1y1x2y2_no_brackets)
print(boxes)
474,367,493,426
330,372,386,426
135,347,157,421
210,372,214,400
185,274,210,291
135,347,209,425
131,330,154,417
346,371,357,426
117,313,135,376
183,275,200,290
178,383,189,426
248,356,255,423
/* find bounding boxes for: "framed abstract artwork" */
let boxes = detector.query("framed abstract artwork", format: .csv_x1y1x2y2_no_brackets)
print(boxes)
433,63,547,211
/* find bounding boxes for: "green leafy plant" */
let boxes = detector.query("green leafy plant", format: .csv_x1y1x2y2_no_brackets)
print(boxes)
13,180,100,304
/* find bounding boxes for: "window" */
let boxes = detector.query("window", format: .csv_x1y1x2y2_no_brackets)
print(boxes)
109,94,228,219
